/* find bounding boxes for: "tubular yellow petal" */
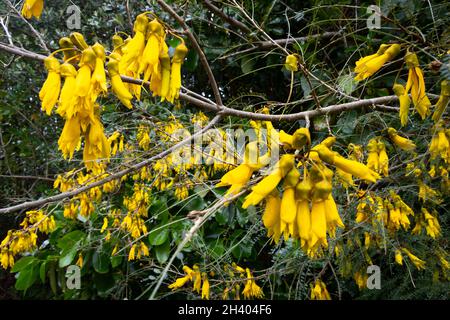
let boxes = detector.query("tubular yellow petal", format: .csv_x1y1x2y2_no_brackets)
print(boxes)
311,200,327,247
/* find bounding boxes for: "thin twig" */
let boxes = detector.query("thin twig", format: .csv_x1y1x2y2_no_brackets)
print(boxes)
155,0,224,107
3,0,50,53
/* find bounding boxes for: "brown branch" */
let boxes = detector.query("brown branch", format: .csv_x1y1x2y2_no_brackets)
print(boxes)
257,31,343,49
3,0,50,54
1,41,440,124
0,174,54,182
0,115,222,215
201,0,251,34
155,0,223,107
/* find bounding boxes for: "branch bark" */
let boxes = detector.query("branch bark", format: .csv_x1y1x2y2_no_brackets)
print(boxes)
0,115,222,215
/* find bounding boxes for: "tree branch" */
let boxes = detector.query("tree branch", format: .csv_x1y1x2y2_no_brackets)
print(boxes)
0,41,440,125
155,0,224,107
3,0,50,54
0,115,222,215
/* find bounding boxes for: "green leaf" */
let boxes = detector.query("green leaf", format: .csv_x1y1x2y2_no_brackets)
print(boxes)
93,251,110,274
184,50,199,72
59,247,78,268
241,55,257,75
39,261,47,284
57,230,85,251
11,256,36,273
337,74,356,95
15,264,39,291
111,254,122,268
155,241,170,264
149,227,169,246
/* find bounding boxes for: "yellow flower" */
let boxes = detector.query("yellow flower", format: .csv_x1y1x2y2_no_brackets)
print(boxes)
393,83,411,127
242,154,295,208
432,80,450,122
75,47,97,97
404,52,431,120
284,54,298,72
193,265,202,294
402,248,426,270
262,193,282,244
168,41,189,103
91,43,108,98
100,217,108,233
57,63,78,117
39,56,61,115
201,273,210,300
140,18,165,80
354,44,400,81
314,145,380,183
324,195,344,238
120,13,148,73
278,128,311,149
21,0,44,19
58,116,81,160
242,268,264,299
366,138,379,172
76,253,83,268
107,59,133,109
168,275,190,290
217,142,273,197
387,128,416,151
377,140,389,177
310,279,331,300
395,250,403,265
280,168,300,239
310,200,328,248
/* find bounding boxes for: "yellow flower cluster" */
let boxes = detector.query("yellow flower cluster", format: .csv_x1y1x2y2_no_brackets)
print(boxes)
168,265,210,299
21,0,43,19
429,122,450,163
395,248,426,270
0,210,55,269
412,208,441,239
366,137,389,177
111,13,188,104
218,125,381,258
310,279,331,300
54,170,119,220
356,190,414,233
168,263,264,300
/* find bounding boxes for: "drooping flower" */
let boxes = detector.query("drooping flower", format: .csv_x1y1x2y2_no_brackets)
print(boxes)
168,41,189,103
404,51,431,119
354,44,401,81
393,83,411,127
310,279,331,300
39,56,61,115
120,13,148,73
21,0,44,19
57,63,78,117
91,43,108,99
284,54,298,72
387,127,416,151
242,154,296,208
402,248,426,270
432,80,450,122
107,59,133,109
75,47,97,97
